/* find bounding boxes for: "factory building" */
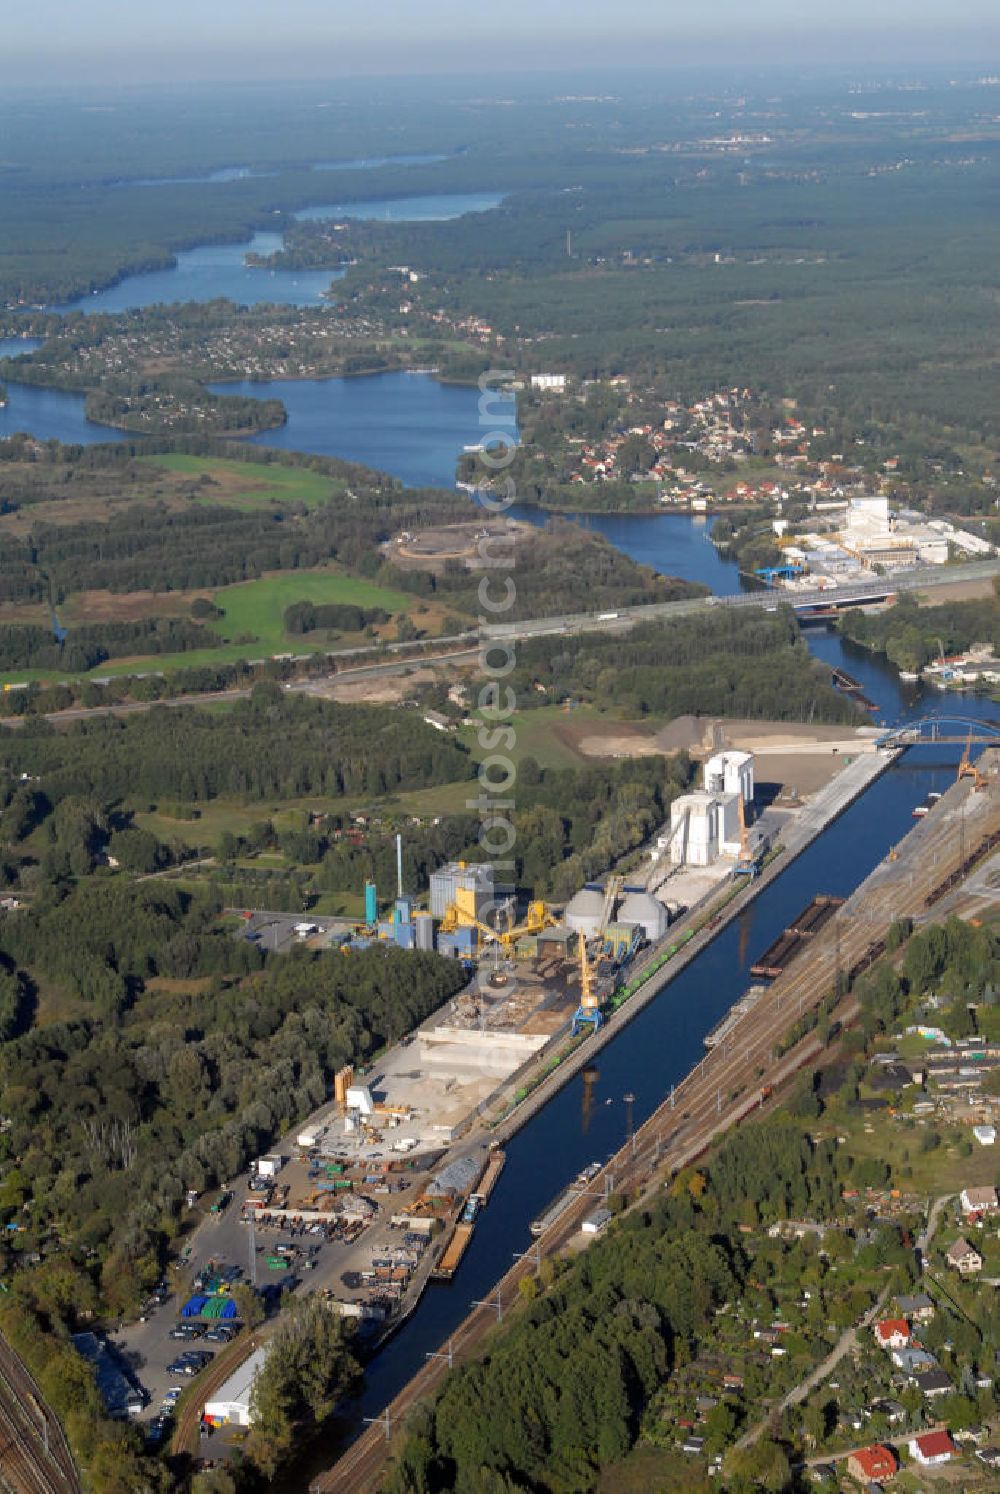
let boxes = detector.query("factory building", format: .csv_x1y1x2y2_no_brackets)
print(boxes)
670,751,756,867
429,862,495,921
669,792,721,867
703,750,754,805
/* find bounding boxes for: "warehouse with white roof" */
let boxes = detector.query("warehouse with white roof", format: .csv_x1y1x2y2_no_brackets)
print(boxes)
203,1342,272,1428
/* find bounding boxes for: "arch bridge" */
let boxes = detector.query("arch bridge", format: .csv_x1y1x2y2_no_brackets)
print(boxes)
876,715,1000,749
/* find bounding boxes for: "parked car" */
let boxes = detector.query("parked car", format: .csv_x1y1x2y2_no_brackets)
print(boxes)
203,1325,236,1344
168,1323,205,1340
162,1388,183,1407
167,1352,213,1377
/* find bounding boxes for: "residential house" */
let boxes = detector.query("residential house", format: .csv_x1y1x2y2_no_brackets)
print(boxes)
894,1292,935,1323
908,1430,955,1466
891,1345,937,1374
874,1318,910,1351
913,1369,954,1399
960,1184,999,1217
874,1399,907,1426
946,1236,983,1275
846,1444,897,1483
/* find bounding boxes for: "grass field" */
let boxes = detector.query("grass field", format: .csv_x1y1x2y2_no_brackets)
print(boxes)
0,568,418,683
207,570,413,655
141,454,345,510
459,703,622,773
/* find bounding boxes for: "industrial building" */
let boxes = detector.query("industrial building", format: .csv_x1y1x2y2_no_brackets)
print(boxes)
203,1343,273,1428
72,1333,146,1420
703,750,753,805
669,752,757,868
429,861,496,921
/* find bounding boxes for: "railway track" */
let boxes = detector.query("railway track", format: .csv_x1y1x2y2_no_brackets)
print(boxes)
313,773,999,1494
0,1337,79,1494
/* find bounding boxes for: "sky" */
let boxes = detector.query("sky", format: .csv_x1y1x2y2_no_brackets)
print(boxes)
3,0,998,84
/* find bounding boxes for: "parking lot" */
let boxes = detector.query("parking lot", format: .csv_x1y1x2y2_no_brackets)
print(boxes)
239,911,354,955
110,1141,451,1434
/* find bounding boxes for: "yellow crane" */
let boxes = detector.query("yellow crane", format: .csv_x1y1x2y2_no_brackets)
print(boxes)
734,795,762,878
439,892,555,957
957,728,987,789
572,932,602,1034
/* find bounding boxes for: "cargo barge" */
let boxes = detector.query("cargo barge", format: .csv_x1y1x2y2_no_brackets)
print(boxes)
430,1150,506,1282
750,894,845,979
530,1162,601,1238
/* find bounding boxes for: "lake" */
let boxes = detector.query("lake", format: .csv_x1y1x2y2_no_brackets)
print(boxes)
0,367,505,481
54,192,503,314
294,191,505,223
210,370,516,491
116,153,447,187
0,380,124,446
54,232,344,315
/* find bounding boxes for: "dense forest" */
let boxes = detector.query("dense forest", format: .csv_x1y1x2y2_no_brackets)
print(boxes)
504,608,861,723
0,687,471,803
0,444,694,640
199,751,693,907
0,617,215,672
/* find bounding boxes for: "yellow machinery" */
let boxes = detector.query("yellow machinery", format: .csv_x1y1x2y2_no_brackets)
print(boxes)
957,729,988,789
439,890,555,957
572,932,602,1034
734,795,762,878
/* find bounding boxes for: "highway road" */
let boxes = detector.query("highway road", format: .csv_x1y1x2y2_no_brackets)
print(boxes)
5,558,997,731
311,765,1000,1493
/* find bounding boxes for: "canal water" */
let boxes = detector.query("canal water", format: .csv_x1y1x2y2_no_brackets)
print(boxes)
334,680,995,1447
